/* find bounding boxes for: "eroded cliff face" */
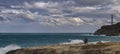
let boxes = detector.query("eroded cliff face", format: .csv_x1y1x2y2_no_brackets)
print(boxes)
94,22,120,36
6,42,120,54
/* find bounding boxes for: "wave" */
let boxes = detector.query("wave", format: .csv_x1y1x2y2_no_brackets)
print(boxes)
0,44,21,54
88,41,110,44
61,39,110,45
61,39,84,44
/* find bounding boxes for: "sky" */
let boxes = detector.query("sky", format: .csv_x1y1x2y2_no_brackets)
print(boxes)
0,0,120,33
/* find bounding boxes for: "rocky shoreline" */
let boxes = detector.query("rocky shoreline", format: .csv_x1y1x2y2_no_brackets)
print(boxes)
94,22,120,36
6,42,120,54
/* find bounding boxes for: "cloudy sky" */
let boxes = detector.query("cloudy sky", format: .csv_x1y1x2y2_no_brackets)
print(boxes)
0,0,120,33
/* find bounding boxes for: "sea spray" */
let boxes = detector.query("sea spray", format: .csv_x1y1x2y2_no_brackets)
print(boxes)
88,41,110,44
61,39,84,44
0,44,21,54
61,39,110,44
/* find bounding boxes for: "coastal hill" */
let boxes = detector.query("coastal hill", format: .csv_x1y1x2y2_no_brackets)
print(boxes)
94,22,120,36
6,42,120,54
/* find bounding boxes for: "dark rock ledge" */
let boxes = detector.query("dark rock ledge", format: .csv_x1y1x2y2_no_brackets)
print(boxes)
6,42,120,54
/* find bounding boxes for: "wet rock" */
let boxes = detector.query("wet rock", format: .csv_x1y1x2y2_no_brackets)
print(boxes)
6,42,120,54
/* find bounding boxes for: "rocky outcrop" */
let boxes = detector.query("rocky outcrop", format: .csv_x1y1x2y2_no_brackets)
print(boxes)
94,22,120,36
6,42,120,54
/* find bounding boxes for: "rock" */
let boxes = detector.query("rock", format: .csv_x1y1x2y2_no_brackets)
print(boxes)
94,22,120,36
6,42,120,54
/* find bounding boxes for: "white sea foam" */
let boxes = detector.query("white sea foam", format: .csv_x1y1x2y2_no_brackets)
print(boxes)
0,44,21,54
61,39,84,44
89,41,110,44
61,39,110,45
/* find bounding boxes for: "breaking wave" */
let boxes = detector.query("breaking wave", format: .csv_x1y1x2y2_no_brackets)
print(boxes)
61,39,84,44
0,44,21,54
61,39,110,44
89,41,110,44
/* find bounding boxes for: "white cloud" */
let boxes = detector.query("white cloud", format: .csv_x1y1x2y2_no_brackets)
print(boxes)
23,2,33,8
22,12,37,21
1,0,120,32
0,8,38,22
70,6,99,13
39,17,84,26
24,2,50,9
10,5,23,8
1,0,120,28
1,9,24,14
34,2,47,8
23,1,59,9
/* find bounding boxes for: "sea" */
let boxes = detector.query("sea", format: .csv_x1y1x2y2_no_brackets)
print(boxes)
1,33,120,54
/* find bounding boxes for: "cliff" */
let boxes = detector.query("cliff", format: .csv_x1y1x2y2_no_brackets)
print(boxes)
94,22,120,36
6,42,120,54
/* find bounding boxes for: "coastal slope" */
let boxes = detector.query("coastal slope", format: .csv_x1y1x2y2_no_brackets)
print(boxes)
6,42,120,54
94,22,120,36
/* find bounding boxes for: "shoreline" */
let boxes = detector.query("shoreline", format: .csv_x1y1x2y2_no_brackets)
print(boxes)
6,42,120,54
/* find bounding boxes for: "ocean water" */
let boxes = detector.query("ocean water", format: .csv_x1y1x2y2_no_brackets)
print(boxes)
1,33,120,54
